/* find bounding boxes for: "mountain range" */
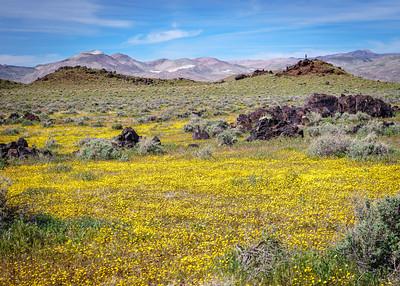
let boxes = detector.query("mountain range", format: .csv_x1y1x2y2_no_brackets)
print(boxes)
0,49,399,83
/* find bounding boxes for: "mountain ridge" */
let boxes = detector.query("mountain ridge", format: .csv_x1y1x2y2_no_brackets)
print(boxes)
0,49,399,83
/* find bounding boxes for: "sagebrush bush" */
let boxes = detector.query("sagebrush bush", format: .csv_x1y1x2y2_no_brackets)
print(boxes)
112,123,123,130
305,111,322,126
137,137,164,155
306,122,346,137
308,134,351,157
1,128,21,135
338,196,400,273
217,130,238,146
234,236,287,278
358,120,387,136
77,138,121,160
194,145,214,159
347,134,389,160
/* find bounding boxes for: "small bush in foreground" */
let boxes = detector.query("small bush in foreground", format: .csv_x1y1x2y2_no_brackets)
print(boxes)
308,134,351,157
217,130,238,146
338,196,400,274
77,138,121,160
347,134,390,160
137,137,164,155
194,145,214,159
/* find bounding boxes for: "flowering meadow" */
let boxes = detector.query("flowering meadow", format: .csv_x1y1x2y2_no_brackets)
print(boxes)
0,120,398,285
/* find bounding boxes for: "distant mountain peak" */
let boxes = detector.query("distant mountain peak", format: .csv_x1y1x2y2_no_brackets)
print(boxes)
83,50,105,55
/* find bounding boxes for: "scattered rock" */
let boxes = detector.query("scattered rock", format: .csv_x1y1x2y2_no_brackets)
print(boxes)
188,143,200,148
0,137,52,160
242,93,393,141
113,127,140,148
304,93,394,118
8,113,20,120
234,70,273,81
192,126,210,140
337,94,393,118
277,59,346,77
304,93,339,117
248,117,304,141
23,112,40,121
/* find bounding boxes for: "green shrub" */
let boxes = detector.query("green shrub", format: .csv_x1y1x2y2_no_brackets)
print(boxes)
233,236,287,279
306,122,346,137
74,171,97,181
77,138,121,160
194,145,214,159
21,119,34,126
112,123,123,130
1,128,21,136
217,130,238,146
305,111,322,126
137,137,164,155
47,164,72,173
308,134,351,157
358,120,388,136
347,134,390,160
44,137,60,150
337,196,400,273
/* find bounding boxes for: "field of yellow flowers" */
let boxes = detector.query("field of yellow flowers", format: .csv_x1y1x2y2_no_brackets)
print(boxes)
1,119,400,285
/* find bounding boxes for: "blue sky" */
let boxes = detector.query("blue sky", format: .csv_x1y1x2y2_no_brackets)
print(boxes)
0,0,399,66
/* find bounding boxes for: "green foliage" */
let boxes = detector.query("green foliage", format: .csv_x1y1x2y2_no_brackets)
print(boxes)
47,163,73,173
77,138,121,160
308,134,351,157
112,123,123,130
194,145,214,159
1,127,21,135
217,130,238,146
337,196,400,273
347,134,390,160
137,137,164,155
0,214,105,255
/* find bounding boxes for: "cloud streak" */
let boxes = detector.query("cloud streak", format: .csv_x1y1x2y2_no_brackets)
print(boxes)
127,29,202,45
0,0,132,28
0,54,62,66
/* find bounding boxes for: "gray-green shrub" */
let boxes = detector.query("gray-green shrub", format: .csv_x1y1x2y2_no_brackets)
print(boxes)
338,196,400,273
217,130,238,146
77,138,121,160
308,134,351,157
347,134,389,160
137,137,164,155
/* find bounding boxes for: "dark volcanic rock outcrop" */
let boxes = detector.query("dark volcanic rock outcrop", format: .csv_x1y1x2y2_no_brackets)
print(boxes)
305,93,393,118
0,137,52,160
277,59,346,76
248,117,304,141
240,93,393,141
113,127,140,147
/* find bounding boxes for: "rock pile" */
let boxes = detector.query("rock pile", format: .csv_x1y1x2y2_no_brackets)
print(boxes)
277,59,346,76
238,94,394,141
305,93,393,118
0,138,52,160
113,127,141,147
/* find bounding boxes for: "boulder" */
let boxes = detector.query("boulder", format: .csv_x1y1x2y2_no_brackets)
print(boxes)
113,127,140,148
247,117,303,141
337,94,393,117
192,126,210,140
0,137,51,160
304,93,339,117
23,112,40,121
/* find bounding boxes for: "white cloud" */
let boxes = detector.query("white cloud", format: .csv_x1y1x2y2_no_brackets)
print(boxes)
0,54,62,66
369,39,400,53
0,0,132,28
127,29,202,45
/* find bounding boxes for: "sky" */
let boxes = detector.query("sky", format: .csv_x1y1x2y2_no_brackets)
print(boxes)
0,0,399,66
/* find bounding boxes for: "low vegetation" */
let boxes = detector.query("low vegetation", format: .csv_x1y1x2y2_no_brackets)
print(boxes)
0,69,399,284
